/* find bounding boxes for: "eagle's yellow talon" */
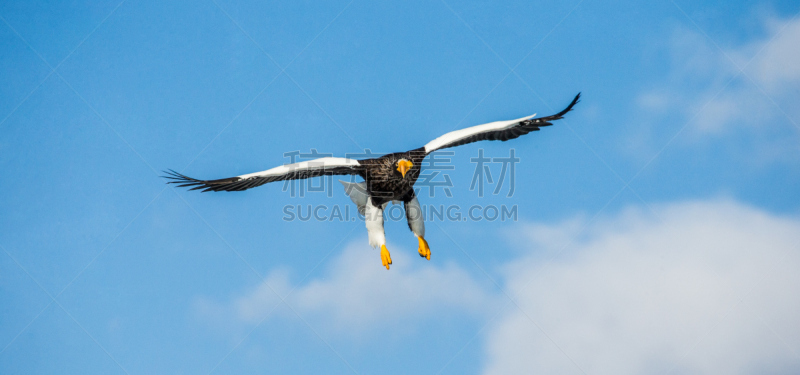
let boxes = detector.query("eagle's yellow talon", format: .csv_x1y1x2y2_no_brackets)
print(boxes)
380,245,392,270
417,236,431,260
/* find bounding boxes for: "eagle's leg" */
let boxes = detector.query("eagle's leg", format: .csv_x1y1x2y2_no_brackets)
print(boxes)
405,196,430,260
380,245,392,270
366,197,391,269
417,236,430,260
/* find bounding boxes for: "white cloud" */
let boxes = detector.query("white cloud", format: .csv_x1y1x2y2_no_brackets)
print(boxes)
196,200,800,374
636,16,800,139
283,248,500,331
483,200,800,374
199,243,500,336
746,18,800,91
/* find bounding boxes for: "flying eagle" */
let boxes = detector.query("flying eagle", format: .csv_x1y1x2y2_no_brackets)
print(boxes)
165,93,580,270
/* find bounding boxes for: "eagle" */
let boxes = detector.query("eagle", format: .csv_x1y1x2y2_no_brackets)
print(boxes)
165,93,580,270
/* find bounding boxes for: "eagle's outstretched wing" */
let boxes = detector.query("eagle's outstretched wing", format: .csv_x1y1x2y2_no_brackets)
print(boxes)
164,157,363,192
422,93,580,153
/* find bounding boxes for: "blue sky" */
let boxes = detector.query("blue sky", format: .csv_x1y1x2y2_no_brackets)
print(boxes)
1,0,799,374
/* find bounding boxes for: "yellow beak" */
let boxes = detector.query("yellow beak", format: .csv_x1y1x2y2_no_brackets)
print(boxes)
397,160,413,178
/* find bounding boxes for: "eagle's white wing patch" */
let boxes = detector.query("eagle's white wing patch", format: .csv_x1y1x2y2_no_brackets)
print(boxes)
423,114,536,153
238,157,360,179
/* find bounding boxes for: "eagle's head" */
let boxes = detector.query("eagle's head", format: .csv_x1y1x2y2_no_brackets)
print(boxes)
396,159,413,178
